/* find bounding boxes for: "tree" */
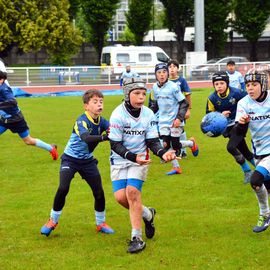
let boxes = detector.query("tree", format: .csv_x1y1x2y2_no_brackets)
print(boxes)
232,0,270,61
205,0,234,59
81,0,120,63
0,0,83,64
161,0,193,63
125,0,154,45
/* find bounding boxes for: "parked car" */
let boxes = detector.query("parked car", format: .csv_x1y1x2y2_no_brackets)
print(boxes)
191,56,251,80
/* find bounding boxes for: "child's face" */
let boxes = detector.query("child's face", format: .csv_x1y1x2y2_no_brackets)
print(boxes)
156,69,168,84
227,64,235,74
0,78,4,84
245,81,262,100
214,80,227,95
129,89,146,109
168,64,179,78
84,95,103,118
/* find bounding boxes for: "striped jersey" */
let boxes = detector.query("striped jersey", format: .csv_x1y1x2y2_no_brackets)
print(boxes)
152,80,185,128
235,90,270,156
109,103,158,165
64,112,109,159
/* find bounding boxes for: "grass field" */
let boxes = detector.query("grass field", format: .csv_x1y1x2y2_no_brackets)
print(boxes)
1,89,270,270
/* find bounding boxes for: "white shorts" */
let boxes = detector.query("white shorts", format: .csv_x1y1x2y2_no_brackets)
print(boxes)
255,155,270,173
159,126,184,137
110,163,149,181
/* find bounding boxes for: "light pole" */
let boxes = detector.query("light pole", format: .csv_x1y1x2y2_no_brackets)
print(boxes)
152,4,155,43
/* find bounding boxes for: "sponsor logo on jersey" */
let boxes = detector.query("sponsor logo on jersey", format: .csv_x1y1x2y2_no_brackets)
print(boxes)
123,129,145,135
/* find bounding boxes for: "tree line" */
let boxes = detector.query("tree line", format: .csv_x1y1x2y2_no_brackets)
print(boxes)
0,0,269,65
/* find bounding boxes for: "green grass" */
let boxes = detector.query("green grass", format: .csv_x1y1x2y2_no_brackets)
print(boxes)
1,90,270,270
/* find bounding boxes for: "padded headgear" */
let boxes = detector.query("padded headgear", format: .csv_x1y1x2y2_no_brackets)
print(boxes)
212,71,229,87
155,63,169,74
244,70,268,92
123,77,147,102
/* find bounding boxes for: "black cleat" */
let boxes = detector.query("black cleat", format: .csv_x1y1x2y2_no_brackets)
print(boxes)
127,237,146,253
143,207,156,239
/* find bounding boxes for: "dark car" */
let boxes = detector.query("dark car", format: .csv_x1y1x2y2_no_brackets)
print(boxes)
191,56,250,80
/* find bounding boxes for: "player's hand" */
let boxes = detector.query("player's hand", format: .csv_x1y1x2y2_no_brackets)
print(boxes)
162,150,176,162
222,111,231,118
238,114,250,124
136,153,152,165
172,118,181,128
106,127,110,135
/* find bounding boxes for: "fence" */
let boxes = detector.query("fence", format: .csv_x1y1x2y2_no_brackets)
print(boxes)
6,62,270,87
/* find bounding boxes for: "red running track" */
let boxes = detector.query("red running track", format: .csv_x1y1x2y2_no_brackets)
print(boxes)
20,81,212,94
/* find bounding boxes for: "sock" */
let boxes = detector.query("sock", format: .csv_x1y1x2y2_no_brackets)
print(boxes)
171,159,180,168
142,206,152,221
131,228,142,240
95,210,105,225
180,140,193,148
249,158,256,167
255,185,270,216
50,209,62,223
240,161,251,173
35,139,52,151
180,131,187,154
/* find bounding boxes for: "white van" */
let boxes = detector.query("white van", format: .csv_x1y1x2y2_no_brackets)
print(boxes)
100,45,170,76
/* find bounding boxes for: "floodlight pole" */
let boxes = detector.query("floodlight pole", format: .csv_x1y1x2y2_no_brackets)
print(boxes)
194,0,205,51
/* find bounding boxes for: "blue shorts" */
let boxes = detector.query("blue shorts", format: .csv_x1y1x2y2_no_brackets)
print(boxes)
112,178,144,193
0,117,29,137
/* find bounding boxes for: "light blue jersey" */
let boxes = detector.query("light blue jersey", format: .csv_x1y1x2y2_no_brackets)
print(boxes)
109,103,158,165
226,71,245,90
235,90,270,156
152,80,185,128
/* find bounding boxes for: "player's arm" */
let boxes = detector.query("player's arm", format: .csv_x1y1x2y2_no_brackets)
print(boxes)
145,138,167,159
110,140,137,162
0,86,17,109
206,98,215,114
176,98,189,122
80,132,108,143
148,90,159,113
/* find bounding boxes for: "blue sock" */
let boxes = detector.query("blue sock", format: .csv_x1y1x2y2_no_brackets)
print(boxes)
95,211,105,225
50,209,62,223
249,158,255,167
35,139,52,151
240,161,251,172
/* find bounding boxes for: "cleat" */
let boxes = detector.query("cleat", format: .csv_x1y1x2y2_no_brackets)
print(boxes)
143,207,156,239
127,237,146,253
244,170,253,184
166,167,182,175
190,137,199,157
253,215,270,233
181,152,187,158
50,144,58,160
41,218,58,236
96,222,114,234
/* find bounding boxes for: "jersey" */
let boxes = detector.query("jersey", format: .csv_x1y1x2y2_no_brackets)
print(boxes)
152,80,185,128
0,82,20,116
170,76,192,96
64,112,109,160
109,103,158,165
120,70,139,86
235,90,270,156
226,70,245,91
206,86,246,126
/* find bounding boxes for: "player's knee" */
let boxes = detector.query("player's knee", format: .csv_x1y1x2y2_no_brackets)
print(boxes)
250,170,264,190
94,189,105,201
161,135,171,150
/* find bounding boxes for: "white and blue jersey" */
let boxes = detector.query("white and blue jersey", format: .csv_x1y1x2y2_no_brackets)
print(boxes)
109,103,158,165
64,112,109,160
120,71,139,86
152,80,185,128
235,90,270,156
226,71,245,91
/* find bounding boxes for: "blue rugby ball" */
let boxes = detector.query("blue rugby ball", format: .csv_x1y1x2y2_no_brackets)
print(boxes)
200,112,228,137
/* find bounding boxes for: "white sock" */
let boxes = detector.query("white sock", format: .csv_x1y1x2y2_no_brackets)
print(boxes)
255,185,270,216
95,210,105,225
142,206,152,221
171,159,180,168
131,228,142,240
180,140,193,148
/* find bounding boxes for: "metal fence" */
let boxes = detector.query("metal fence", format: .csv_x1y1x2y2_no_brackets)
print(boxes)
6,61,270,87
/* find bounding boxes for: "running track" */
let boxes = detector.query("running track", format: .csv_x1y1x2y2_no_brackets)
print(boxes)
20,81,212,94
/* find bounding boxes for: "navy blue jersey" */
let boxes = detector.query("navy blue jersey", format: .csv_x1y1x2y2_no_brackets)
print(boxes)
170,76,191,96
0,82,20,115
206,86,246,126
64,112,109,159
